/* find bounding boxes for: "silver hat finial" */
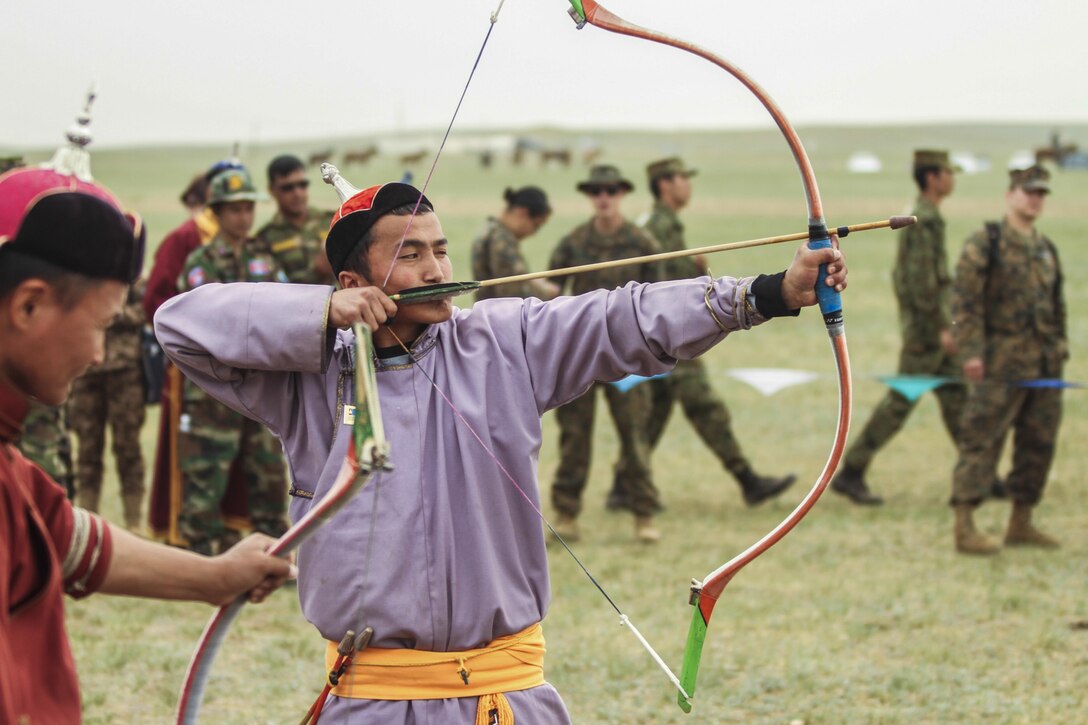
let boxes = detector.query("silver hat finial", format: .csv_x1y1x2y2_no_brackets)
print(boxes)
321,163,361,204
44,84,97,182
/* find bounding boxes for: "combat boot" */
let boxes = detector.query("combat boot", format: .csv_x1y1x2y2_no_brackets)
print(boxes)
953,504,1001,555
551,514,580,544
76,488,100,513
122,493,143,532
738,470,797,506
634,515,661,544
1004,503,1060,549
830,467,883,506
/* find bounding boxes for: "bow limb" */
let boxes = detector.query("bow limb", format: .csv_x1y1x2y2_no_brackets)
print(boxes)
567,0,853,713
175,324,391,724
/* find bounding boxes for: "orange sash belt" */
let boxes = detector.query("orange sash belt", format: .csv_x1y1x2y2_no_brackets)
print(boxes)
324,622,545,723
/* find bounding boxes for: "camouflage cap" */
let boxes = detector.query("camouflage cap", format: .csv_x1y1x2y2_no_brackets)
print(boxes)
913,149,962,173
646,157,698,183
208,166,260,205
1009,164,1051,194
576,165,634,194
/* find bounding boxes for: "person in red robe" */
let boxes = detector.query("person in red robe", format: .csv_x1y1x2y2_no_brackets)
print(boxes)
144,160,253,545
0,155,293,723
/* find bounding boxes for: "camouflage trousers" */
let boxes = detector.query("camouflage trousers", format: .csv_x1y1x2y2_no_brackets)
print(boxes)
617,358,751,482
952,384,1062,506
18,401,74,497
552,382,659,517
68,367,147,526
843,347,965,473
178,397,289,550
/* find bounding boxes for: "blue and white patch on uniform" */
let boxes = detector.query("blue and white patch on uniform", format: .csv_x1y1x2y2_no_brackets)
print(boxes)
248,258,272,277
275,270,289,283
187,267,207,288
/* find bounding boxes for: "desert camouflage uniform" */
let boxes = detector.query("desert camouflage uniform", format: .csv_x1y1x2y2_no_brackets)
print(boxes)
17,402,74,497
619,202,755,481
67,283,147,527
471,217,534,300
843,196,965,472
951,220,1066,505
256,207,336,285
549,219,662,517
177,234,291,550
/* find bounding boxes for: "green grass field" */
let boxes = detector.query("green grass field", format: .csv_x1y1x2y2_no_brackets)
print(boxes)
31,123,1088,723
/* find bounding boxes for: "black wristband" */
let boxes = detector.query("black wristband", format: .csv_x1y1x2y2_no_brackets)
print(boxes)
751,272,800,318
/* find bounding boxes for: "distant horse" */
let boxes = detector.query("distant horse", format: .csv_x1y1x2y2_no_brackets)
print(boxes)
308,149,334,166
398,149,428,166
342,145,379,165
581,146,603,165
540,148,571,167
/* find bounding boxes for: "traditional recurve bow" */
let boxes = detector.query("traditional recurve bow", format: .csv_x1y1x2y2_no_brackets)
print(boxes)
174,324,392,724
561,0,854,712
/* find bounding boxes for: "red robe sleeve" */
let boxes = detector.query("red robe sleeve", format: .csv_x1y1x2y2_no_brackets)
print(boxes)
144,218,201,320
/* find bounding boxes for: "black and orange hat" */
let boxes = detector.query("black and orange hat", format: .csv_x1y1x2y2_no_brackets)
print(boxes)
325,181,433,276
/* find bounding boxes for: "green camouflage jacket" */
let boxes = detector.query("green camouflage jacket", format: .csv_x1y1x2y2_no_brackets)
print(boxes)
471,218,534,300
892,197,951,352
255,207,336,285
952,219,1067,378
548,219,661,296
642,202,702,281
18,401,73,489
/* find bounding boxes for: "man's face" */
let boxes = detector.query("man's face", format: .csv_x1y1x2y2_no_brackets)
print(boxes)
585,186,625,218
365,212,454,327
270,169,310,218
1007,186,1047,222
215,201,256,240
6,280,125,405
660,174,693,208
932,168,955,197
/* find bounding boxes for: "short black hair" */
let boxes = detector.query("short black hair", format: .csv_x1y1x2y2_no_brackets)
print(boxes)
267,154,305,185
502,186,551,218
649,175,671,199
342,201,435,281
913,165,941,192
0,251,100,309
180,174,209,209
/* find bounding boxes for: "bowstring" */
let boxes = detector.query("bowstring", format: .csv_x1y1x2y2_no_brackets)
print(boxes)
380,0,507,292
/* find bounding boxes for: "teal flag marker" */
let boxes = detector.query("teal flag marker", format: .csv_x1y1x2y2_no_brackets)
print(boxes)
877,375,951,402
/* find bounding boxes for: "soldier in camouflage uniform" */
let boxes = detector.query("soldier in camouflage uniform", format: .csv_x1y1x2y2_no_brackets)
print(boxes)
67,281,147,528
17,402,74,498
177,165,291,554
471,186,560,301
832,150,965,505
607,158,796,511
255,154,336,285
949,165,1066,555
548,165,664,542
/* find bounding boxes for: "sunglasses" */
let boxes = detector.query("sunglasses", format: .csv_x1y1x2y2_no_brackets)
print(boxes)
587,185,622,197
276,179,310,193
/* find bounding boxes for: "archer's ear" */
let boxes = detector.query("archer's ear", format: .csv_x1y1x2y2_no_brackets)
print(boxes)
338,270,366,290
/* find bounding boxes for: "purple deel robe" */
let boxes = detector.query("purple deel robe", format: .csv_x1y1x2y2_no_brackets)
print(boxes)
155,276,765,723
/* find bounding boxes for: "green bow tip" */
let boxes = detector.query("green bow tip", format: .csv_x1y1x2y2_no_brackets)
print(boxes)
567,0,587,25
677,596,709,713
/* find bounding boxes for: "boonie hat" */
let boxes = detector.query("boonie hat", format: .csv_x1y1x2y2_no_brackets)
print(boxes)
576,165,634,194
646,157,698,183
1009,164,1051,194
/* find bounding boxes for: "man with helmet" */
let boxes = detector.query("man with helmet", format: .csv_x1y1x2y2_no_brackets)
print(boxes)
174,164,291,556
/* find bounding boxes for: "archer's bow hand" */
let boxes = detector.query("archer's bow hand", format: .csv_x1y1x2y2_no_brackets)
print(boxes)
329,287,399,331
781,244,847,310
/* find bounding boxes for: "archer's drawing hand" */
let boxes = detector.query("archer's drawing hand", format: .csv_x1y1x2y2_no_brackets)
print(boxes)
781,244,847,310
329,287,399,331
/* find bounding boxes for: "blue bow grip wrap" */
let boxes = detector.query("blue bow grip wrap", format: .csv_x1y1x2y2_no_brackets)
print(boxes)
807,231,843,331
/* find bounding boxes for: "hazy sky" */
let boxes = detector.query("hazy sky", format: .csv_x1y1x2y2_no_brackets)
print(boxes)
3,0,1087,148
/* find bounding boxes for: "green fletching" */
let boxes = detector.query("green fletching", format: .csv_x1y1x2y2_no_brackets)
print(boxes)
352,324,374,457
677,602,709,713
568,0,586,21
390,281,480,304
